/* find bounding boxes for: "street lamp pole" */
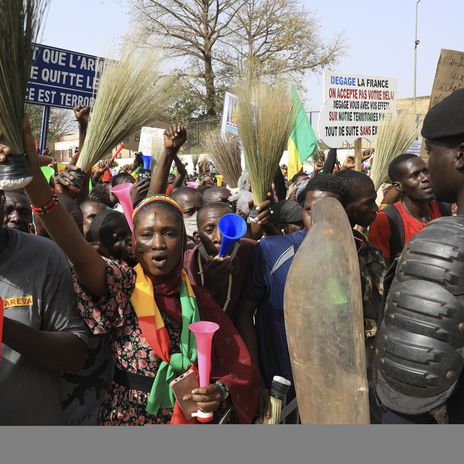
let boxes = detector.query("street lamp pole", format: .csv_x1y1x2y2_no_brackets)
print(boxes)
413,0,421,132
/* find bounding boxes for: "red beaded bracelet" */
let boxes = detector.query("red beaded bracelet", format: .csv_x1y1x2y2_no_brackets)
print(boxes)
31,190,60,216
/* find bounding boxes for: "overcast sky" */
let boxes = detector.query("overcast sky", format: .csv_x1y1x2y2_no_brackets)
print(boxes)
41,0,463,112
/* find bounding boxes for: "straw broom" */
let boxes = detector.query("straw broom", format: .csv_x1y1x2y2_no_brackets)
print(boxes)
203,129,242,188
370,112,417,190
0,0,48,189
150,129,165,163
236,80,294,205
76,48,173,174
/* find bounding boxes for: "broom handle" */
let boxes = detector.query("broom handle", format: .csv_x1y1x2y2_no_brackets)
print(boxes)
110,143,126,164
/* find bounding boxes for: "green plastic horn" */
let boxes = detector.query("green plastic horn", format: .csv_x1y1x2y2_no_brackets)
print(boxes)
41,166,55,185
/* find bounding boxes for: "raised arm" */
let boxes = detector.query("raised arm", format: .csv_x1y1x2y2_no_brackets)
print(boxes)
73,105,90,157
247,194,278,240
0,117,108,298
92,159,111,184
148,124,186,195
171,154,187,190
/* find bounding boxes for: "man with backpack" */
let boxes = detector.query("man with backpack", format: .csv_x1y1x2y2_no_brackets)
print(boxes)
368,153,446,266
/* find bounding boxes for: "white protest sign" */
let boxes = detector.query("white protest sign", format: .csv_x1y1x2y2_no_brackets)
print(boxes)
318,72,397,148
138,127,165,157
55,140,79,151
221,92,239,137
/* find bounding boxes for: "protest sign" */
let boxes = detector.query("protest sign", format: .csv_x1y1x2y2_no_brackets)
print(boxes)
419,49,464,158
221,92,239,136
54,140,79,152
26,43,104,109
318,72,397,148
138,127,165,157
429,49,464,109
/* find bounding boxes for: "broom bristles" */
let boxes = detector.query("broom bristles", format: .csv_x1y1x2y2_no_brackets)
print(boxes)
236,80,294,204
0,0,48,153
203,129,242,188
150,129,165,161
76,48,173,173
262,396,283,425
371,111,418,190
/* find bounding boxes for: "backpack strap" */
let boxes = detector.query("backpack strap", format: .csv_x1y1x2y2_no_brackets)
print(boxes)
437,201,451,217
378,257,399,326
382,204,405,261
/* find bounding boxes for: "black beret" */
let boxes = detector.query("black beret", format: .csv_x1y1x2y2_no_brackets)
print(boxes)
421,89,464,140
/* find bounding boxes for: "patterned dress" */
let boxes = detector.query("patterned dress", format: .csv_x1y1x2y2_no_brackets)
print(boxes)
73,258,182,425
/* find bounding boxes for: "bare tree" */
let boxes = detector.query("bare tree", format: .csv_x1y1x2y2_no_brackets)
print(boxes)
130,0,345,117
49,108,77,140
26,104,76,149
218,0,344,80
131,0,246,116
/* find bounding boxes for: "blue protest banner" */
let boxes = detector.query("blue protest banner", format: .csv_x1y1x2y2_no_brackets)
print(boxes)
26,43,105,109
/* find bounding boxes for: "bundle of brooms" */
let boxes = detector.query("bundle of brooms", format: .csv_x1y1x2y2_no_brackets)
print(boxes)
0,0,48,190
236,80,294,205
75,48,173,179
203,129,242,188
370,111,418,190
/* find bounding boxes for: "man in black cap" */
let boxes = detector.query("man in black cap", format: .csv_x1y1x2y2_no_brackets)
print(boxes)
371,88,464,424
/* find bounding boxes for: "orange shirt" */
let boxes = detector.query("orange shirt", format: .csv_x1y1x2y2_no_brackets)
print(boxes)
368,201,442,259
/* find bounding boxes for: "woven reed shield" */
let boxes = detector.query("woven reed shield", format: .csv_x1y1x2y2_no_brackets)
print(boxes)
284,197,369,424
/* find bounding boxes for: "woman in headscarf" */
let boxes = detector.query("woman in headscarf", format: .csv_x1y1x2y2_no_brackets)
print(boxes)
9,121,259,425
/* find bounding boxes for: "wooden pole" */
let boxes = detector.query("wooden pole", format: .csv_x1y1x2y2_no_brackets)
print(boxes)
354,137,363,171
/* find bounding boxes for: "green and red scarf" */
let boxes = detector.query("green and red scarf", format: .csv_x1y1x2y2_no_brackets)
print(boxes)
130,264,200,424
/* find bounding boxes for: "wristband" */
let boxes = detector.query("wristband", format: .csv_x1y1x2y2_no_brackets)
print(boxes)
215,381,230,401
31,190,59,216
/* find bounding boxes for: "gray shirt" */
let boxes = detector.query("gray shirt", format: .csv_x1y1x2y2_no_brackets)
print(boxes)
0,228,88,425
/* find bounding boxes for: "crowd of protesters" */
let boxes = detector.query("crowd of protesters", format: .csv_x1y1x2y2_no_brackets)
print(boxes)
1,88,464,425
